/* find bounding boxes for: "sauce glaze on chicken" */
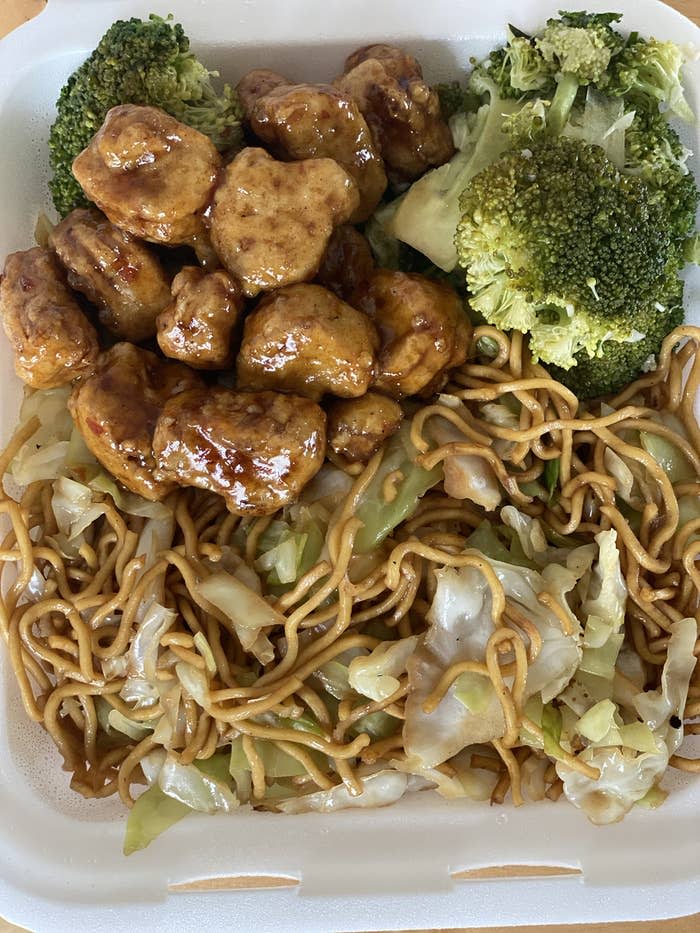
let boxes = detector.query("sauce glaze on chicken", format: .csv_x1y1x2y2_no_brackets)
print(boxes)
0,45,472,516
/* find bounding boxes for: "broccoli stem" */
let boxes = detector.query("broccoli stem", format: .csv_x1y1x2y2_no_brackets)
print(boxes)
548,72,580,136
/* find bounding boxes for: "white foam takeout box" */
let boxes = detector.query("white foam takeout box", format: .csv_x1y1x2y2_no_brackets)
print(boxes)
0,1,699,930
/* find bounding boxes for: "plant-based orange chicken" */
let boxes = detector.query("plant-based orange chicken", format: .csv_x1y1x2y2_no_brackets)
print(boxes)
69,343,201,500
153,386,326,514
326,391,403,463
237,283,378,400
0,247,99,388
355,270,471,398
334,44,454,182
50,208,171,342
209,147,359,296
249,82,387,221
72,104,222,246
157,267,245,370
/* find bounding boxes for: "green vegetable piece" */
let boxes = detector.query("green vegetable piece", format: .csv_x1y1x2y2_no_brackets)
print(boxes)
548,72,581,136
435,80,480,119
579,633,625,680
350,710,399,740
123,785,190,856
617,722,659,754
454,671,493,714
277,712,325,736
635,785,669,809
465,520,536,569
609,37,694,123
623,105,698,242
502,99,550,144
685,233,700,264
520,695,545,748
576,698,617,741
477,27,554,100
196,751,234,784
542,702,563,758
315,659,353,699
639,430,695,484
537,17,622,87
229,736,311,778
466,521,515,564
544,458,560,500
456,137,685,392
354,423,442,553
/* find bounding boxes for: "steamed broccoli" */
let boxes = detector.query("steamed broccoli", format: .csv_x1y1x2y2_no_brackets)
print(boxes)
536,12,625,135
551,299,684,397
537,11,624,84
502,98,550,144
49,14,244,216
624,104,698,239
610,36,694,123
475,12,625,126
367,11,697,397
455,138,680,370
475,27,554,100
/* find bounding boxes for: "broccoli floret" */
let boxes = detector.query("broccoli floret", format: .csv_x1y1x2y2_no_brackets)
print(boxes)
624,104,698,239
529,12,626,135
502,98,550,144
455,137,679,371
475,28,555,100
609,37,694,123
554,11,624,30
435,81,480,119
552,300,684,398
49,14,243,216
537,15,623,85
505,34,554,93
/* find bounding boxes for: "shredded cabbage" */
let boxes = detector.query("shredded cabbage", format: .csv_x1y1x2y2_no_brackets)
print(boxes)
51,476,107,540
89,471,170,519
10,386,74,484
425,397,501,510
639,413,695,484
501,505,547,559
229,735,320,778
558,618,697,823
348,636,418,702
354,422,442,553
197,572,279,665
391,751,497,800
121,601,177,707
404,564,504,768
158,753,238,813
123,784,190,855
107,709,153,741
453,671,493,713
276,770,411,813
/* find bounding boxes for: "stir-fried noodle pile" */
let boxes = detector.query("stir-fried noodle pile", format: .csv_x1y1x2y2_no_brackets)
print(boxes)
1,325,699,823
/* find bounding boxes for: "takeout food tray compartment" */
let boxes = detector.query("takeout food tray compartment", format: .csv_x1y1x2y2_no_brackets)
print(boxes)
1,0,699,930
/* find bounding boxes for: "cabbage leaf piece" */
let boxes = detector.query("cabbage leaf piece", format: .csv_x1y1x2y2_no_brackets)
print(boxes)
348,636,419,702
404,548,588,769
557,617,697,823
276,770,412,813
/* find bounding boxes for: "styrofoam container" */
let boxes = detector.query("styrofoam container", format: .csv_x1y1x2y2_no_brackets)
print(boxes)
0,1,699,930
